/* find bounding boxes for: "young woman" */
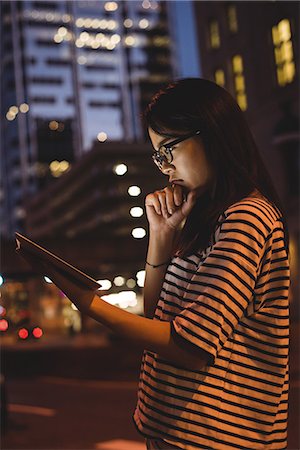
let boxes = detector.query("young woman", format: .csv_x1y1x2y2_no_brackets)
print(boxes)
25,78,290,449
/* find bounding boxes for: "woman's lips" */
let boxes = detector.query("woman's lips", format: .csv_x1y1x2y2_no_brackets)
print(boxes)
170,179,184,185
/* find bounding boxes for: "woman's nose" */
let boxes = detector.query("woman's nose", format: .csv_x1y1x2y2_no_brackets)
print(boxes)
161,161,174,174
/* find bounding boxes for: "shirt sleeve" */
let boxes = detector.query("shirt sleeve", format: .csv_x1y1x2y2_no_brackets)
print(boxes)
172,203,273,360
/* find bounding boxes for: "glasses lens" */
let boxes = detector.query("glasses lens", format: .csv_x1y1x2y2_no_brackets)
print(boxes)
160,146,172,163
152,153,163,169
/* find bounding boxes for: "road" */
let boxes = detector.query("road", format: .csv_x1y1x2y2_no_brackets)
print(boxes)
1,323,299,450
1,375,145,450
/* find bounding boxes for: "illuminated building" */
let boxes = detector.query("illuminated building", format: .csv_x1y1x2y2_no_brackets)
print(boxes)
0,0,175,238
193,1,299,318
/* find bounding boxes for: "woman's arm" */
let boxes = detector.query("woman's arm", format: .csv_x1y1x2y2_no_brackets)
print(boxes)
37,262,210,371
143,185,194,318
143,231,175,318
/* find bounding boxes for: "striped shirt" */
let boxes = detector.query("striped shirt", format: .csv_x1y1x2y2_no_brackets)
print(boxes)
133,193,290,449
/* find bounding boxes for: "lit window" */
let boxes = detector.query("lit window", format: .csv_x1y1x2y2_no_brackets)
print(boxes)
272,19,295,86
111,34,120,44
132,228,146,239
232,55,243,72
125,36,136,46
9,105,18,114
130,207,143,217
84,18,92,28
75,39,84,48
97,279,112,290
107,20,117,30
77,55,87,65
136,270,145,287
124,19,133,28
54,35,63,44
6,112,15,121
49,160,70,178
49,120,59,130
114,276,125,286
227,4,238,33
104,2,118,12
232,54,247,111
214,69,225,87
113,164,127,176
126,278,136,288
58,27,67,37
142,0,151,9
76,18,84,28
139,19,149,29
20,103,29,113
128,186,141,196
234,74,245,91
209,20,220,49
97,132,107,142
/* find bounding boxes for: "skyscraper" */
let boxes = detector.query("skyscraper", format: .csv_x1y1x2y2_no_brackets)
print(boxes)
1,0,175,237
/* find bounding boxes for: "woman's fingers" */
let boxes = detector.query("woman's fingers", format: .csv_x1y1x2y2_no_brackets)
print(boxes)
173,184,183,206
145,193,162,215
181,190,197,216
145,185,187,222
157,190,169,219
165,188,177,215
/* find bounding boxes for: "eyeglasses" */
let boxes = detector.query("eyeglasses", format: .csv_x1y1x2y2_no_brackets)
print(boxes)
151,130,201,170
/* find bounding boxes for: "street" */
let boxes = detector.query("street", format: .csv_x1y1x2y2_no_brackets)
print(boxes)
1,375,145,450
1,322,299,450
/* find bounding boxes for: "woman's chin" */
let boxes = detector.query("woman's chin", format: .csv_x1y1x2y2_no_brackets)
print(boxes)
192,185,209,197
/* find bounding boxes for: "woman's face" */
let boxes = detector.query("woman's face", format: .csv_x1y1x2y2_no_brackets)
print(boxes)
148,127,214,195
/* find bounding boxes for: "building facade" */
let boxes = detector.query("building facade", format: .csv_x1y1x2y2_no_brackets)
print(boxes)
193,1,299,318
1,0,177,238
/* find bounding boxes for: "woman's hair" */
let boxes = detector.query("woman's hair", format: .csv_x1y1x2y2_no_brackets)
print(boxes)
144,78,289,257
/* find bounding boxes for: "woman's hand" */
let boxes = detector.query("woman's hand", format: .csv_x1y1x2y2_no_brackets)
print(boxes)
145,184,197,233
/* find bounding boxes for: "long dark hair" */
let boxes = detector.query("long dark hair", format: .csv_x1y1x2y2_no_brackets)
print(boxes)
144,78,289,257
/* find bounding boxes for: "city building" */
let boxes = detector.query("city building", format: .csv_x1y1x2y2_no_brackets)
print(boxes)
0,0,202,337
0,0,176,238
193,1,299,317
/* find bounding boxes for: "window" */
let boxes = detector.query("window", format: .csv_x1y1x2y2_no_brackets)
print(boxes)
88,100,120,108
272,19,295,86
31,96,56,104
30,77,63,85
226,4,238,33
36,39,59,47
209,20,220,49
85,64,116,71
214,69,225,87
46,58,72,66
32,1,58,9
232,55,247,111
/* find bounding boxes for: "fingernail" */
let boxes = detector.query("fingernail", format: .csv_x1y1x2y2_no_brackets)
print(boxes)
169,209,173,214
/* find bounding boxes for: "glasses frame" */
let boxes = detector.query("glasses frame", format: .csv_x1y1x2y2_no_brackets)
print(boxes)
152,130,201,170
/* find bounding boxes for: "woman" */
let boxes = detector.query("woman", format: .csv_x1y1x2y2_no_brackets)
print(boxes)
25,78,290,449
